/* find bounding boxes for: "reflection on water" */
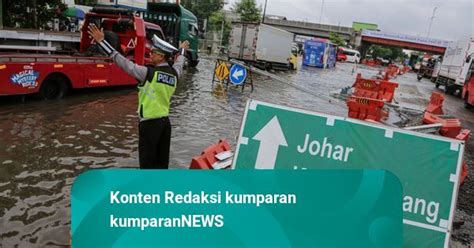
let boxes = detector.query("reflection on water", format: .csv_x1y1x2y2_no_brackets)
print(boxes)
0,58,370,246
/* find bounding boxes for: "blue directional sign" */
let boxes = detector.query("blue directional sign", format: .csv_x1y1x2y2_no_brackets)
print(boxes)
229,64,247,85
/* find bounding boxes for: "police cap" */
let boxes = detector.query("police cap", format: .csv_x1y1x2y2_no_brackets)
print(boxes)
151,35,178,55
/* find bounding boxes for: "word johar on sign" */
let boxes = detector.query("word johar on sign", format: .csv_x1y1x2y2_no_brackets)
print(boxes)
297,134,354,162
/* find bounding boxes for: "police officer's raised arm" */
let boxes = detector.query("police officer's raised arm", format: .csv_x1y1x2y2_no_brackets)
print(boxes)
173,40,190,78
88,24,147,83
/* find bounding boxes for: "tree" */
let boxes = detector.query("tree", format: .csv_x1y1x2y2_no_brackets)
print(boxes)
3,0,66,29
181,0,224,20
232,0,261,22
181,0,224,33
208,11,232,46
329,32,346,47
370,45,405,61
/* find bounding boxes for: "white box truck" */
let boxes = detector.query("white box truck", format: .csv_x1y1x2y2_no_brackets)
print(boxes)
228,22,295,70
434,38,474,95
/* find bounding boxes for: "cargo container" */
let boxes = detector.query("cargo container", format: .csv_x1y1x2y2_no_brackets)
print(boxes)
303,39,336,68
435,38,474,95
228,22,295,70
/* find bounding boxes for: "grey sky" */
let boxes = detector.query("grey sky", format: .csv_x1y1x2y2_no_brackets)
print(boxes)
224,0,473,41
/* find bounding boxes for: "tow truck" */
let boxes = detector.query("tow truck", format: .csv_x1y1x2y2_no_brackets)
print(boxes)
0,7,165,100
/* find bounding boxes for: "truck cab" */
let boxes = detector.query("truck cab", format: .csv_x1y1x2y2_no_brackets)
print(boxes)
436,39,474,95
462,57,474,109
140,3,200,67
81,7,165,66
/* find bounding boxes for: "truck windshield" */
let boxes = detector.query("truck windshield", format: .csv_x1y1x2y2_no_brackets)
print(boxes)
146,28,164,40
343,51,356,56
188,23,198,36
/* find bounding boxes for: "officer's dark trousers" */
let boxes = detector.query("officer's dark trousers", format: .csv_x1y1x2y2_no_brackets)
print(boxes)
138,117,171,169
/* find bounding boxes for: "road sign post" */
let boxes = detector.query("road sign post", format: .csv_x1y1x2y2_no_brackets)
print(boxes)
228,64,253,92
229,64,247,85
233,99,464,247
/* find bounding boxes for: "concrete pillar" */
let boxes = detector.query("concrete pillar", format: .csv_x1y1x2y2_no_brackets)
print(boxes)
359,42,370,59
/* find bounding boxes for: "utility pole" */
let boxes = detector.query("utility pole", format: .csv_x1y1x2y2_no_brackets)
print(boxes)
319,0,324,23
262,0,268,23
219,19,225,48
427,6,438,37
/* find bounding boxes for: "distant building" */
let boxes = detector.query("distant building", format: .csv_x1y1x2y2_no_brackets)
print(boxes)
352,22,378,32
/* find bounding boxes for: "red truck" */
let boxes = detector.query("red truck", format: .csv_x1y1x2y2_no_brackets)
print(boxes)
462,72,474,109
0,8,165,99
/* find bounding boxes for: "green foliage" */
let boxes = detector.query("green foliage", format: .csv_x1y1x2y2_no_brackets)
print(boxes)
329,32,346,47
181,0,224,20
232,0,262,22
208,11,232,46
370,45,406,61
2,0,66,29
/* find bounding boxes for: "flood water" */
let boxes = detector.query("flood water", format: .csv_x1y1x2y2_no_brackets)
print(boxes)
0,57,472,246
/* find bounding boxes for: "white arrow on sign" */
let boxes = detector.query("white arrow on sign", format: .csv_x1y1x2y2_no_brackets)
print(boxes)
252,116,288,169
232,69,244,79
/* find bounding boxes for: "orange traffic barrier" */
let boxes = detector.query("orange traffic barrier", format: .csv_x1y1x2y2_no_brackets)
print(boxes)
423,112,469,185
347,96,387,121
189,140,232,170
382,65,400,80
422,112,441,124
461,161,468,186
439,119,463,138
456,129,471,141
456,130,470,185
352,74,398,103
422,112,462,138
425,92,445,115
423,113,461,139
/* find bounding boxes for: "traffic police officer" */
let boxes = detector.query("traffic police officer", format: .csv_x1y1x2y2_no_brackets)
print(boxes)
88,24,189,169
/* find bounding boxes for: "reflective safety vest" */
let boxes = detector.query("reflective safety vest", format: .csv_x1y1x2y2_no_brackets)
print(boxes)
138,65,178,120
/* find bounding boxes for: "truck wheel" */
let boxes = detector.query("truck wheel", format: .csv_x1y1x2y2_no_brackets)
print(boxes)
435,83,440,88
188,59,199,67
185,51,199,68
417,74,423,81
290,62,296,70
40,74,69,100
265,63,272,71
445,85,455,95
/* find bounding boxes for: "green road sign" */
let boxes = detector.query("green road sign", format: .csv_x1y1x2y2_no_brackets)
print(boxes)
233,100,464,247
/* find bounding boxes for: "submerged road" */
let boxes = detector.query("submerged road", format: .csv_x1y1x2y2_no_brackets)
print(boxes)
0,57,472,246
